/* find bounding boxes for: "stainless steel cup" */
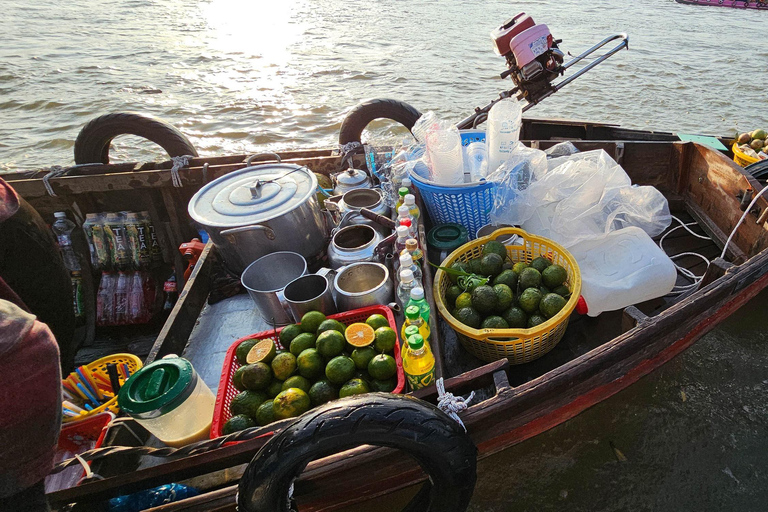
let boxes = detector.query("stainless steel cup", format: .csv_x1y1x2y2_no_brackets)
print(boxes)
241,251,307,326
283,274,337,321
333,262,393,311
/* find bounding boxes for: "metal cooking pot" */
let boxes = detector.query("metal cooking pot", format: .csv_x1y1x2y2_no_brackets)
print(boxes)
333,262,393,311
188,154,330,274
332,168,372,195
327,224,385,270
326,188,390,235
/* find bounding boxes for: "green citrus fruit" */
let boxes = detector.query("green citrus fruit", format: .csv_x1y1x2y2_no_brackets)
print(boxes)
481,316,509,329
512,261,529,274
246,339,277,364
368,354,397,380
528,314,547,328
501,306,528,328
482,240,508,260
222,414,256,435
446,285,463,308
296,348,325,380
471,285,497,315
351,346,377,370
370,377,397,393
325,355,356,385
530,256,551,273
540,293,567,319
448,260,468,284
235,338,258,365
254,401,275,426
300,311,326,334
493,284,514,312
266,379,283,398
365,314,390,330
271,352,297,381
542,264,568,289
279,324,302,347
480,253,504,277
454,307,482,329
373,327,397,353
317,318,346,336
518,267,542,290
290,332,316,357
518,288,543,314
230,390,268,417
308,379,338,407
455,292,473,310
272,388,311,420
339,378,370,398
232,366,248,391
316,330,346,358
493,269,518,291
240,362,273,391
282,375,311,393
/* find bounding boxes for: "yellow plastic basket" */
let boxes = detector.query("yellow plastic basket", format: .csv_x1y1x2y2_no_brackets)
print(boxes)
434,227,582,364
63,353,143,423
732,142,759,168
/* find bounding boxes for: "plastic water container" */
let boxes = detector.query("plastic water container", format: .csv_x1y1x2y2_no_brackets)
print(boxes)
566,227,677,317
487,98,523,173
427,130,464,185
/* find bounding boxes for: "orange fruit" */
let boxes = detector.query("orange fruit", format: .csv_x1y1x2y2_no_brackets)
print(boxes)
246,339,277,364
344,322,376,348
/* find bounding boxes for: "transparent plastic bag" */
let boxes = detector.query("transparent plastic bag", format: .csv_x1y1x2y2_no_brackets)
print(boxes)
486,142,548,226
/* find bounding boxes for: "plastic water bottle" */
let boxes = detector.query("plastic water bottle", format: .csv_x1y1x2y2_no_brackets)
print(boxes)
83,213,111,271
395,225,410,254
400,178,413,194
96,272,117,326
114,272,129,325
407,287,431,324
397,268,417,306
401,305,430,345
395,187,409,211
397,205,416,238
127,271,146,324
52,212,81,272
401,239,423,267
487,97,523,173
404,194,420,223
399,253,422,284
567,226,678,317
402,334,435,391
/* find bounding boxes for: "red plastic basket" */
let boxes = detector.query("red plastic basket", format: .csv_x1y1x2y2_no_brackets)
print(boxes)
211,305,404,439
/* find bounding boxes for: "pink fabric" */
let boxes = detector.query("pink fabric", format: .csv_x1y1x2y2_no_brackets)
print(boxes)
0,178,20,223
0,300,62,498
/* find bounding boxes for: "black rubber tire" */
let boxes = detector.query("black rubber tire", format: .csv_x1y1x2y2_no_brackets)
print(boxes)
338,98,422,145
237,393,477,512
73,112,198,164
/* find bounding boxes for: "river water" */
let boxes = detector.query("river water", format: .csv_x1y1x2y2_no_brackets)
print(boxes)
3,0,768,509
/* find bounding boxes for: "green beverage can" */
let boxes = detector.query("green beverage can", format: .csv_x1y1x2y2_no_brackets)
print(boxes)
140,211,163,265
106,212,131,271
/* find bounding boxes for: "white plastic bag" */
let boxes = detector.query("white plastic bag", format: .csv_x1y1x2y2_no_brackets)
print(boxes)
486,142,548,227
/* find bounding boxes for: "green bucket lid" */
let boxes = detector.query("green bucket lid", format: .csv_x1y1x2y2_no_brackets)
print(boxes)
118,358,196,418
427,223,468,251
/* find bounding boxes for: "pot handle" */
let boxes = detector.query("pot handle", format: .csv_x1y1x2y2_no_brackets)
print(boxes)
220,224,276,241
244,152,282,166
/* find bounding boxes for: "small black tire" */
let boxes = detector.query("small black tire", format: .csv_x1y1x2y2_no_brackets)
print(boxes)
338,98,422,145
237,393,477,512
73,112,198,164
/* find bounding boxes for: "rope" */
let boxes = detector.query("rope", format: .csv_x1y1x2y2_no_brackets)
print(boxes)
43,165,69,196
721,186,768,259
659,215,712,295
170,155,194,188
436,377,474,432
49,423,277,474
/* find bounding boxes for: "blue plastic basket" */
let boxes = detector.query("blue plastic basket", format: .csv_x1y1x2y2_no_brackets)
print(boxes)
411,131,493,238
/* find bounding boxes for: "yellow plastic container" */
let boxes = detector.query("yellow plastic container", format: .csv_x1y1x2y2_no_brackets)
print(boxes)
732,142,760,168
63,353,143,423
434,227,582,364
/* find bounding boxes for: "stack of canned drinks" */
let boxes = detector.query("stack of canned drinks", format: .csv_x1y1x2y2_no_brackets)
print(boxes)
84,211,163,326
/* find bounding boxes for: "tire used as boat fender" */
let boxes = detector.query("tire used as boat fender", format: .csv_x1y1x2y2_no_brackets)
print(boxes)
74,112,198,164
237,393,477,512
338,98,422,145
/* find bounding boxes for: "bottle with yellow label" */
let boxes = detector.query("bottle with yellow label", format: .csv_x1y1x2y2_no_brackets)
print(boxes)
401,305,430,344
402,334,435,390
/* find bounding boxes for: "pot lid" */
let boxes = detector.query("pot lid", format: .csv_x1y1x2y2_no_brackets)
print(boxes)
336,168,369,188
117,358,195,417
427,223,469,251
188,164,317,227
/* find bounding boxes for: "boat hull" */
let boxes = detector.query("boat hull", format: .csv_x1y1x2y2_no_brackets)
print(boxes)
676,0,768,10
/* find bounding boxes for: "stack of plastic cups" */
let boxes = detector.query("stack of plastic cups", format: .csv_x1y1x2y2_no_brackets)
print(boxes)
426,130,464,185
487,97,523,174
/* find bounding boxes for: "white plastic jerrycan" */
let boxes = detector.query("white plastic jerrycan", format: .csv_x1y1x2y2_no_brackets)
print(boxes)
567,226,677,317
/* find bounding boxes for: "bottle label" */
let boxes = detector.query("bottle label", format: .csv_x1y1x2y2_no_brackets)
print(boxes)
71,275,84,318
56,234,72,247
111,225,130,268
136,224,152,266
406,368,435,390
163,280,177,293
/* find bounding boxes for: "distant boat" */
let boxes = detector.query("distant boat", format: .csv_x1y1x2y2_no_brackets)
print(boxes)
676,0,768,10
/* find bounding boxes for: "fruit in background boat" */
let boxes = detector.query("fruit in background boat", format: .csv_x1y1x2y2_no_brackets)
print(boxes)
325,355,356,384
542,264,568,289
518,287,543,314
222,414,256,434
454,307,482,329
235,338,259,365
271,352,298,381
316,330,345,357
246,339,277,364
364,314,389,331
471,285,498,314
345,322,375,348
368,354,397,380
339,378,371,398
308,379,338,406
493,269,519,290
480,253,504,276
279,324,302,346
272,388,311,420
481,316,509,329
255,401,275,426
493,284,514,312
240,363,273,391
530,256,551,273
373,327,397,353
751,129,767,140
300,311,326,333
317,318,346,335
540,293,568,319
351,346,377,370
482,240,508,260
230,390,268,417
738,132,752,144
751,139,765,151
297,348,325,379
282,375,311,393
289,332,316,356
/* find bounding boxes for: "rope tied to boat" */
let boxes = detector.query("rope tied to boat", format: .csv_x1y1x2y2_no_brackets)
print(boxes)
436,377,474,432
170,155,194,188
43,165,69,196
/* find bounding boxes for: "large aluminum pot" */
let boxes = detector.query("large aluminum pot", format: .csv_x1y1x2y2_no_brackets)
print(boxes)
327,224,385,270
333,262,393,311
188,154,330,274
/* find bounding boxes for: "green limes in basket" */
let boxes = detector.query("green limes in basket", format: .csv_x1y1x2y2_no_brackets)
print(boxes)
553,285,571,297
528,314,547,328
325,356,356,385
317,330,346,358
540,293,568,319
272,388,311,420
493,269,518,291
235,338,259,365
230,390,268,417
290,333,316,356
502,306,528,329
480,253,504,277
471,285,497,315
300,311,326,333
542,264,568,289
271,352,297,381
255,401,275,426
297,348,325,380
512,261,529,274
493,284,514,312
481,316,509,329
518,288,543,314
339,378,370,398
240,363,273,391
530,256,551,273
282,375,311,393
373,327,397,354
222,414,256,435
518,267,542,291
455,292,473,310
368,354,396,380
445,285,463,308
370,377,397,393
365,314,390,331
279,324,302,347
351,346,377,370
454,307,482,329
317,318,346,336
266,379,283,398
308,379,339,407
482,240,508,260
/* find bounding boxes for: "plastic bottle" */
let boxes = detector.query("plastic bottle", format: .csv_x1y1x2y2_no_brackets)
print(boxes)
83,213,110,271
395,225,410,254
399,217,416,239
114,271,129,325
402,324,420,359
52,212,81,272
401,239,423,267
401,178,413,194
142,272,157,321
96,272,117,326
407,287,431,324
126,212,151,269
402,333,435,391
404,194,420,223
397,268,417,306
139,211,164,266
401,305,430,344
163,271,178,312
399,253,422,284
106,212,131,271
487,97,523,173
128,271,145,324
395,187,409,211
567,226,678,317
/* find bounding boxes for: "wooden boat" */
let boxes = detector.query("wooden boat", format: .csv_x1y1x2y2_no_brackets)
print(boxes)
675,0,768,10
4,118,763,511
